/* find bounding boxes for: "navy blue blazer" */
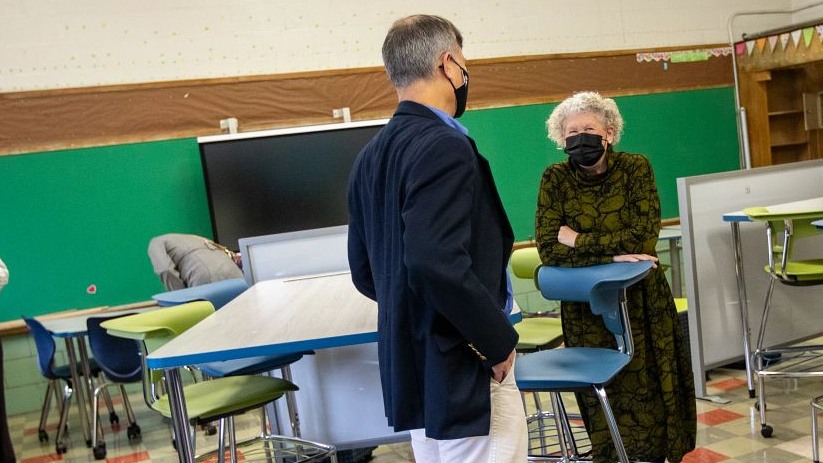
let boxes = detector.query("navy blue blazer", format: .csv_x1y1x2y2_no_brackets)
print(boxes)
347,101,518,439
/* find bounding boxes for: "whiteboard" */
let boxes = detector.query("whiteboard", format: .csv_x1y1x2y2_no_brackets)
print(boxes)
677,159,823,396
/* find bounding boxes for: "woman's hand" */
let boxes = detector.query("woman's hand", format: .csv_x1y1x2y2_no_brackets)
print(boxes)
558,225,579,248
613,253,658,268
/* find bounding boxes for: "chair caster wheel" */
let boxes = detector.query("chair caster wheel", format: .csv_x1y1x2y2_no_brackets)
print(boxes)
85,438,93,448
56,442,67,454
127,423,141,440
93,443,107,460
203,424,217,436
761,425,773,437
109,411,119,424
38,429,48,443
754,401,766,411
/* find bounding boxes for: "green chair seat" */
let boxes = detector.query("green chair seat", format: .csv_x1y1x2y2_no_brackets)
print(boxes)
767,259,823,281
151,375,298,423
515,317,564,351
101,301,336,461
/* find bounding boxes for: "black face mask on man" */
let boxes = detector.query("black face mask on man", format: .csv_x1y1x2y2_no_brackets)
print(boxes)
564,133,606,167
447,57,469,118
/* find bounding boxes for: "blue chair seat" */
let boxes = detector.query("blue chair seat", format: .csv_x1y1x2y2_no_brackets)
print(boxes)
516,347,630,390
152,278,248,309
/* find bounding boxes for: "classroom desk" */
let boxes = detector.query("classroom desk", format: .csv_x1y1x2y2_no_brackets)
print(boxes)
722,196,823,398
659,225,683,298
144,271,522,463
38,305,159,452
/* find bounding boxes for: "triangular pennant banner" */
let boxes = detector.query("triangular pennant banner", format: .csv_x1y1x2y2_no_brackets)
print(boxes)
817,25,823,42
756,38,767,52
792,29,802,48
746,40,756,55
804,27,814,47
780,33,790,50
768,35,779,51
736,42,746,56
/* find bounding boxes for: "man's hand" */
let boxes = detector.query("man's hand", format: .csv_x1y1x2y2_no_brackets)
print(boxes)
492,349,516,383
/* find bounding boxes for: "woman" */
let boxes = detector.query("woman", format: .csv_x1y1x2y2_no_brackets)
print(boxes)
535,91,696,463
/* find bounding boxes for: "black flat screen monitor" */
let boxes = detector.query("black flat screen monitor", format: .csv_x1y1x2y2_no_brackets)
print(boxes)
199,119,387,250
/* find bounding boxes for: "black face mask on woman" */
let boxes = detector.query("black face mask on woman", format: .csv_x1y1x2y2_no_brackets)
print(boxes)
564,133,606,167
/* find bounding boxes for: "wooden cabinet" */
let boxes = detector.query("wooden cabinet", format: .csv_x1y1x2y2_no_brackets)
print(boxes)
735,29,823,167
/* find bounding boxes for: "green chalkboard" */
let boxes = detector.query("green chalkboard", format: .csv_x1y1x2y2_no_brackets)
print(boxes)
0,87,740,322
0,139,212,321
464,87,740,240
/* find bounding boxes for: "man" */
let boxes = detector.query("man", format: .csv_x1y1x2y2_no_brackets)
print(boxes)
147,234,243,290
347,14,527,462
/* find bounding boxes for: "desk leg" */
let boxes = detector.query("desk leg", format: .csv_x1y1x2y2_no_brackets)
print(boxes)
165,368,195,463
669,238,682,298
731,222,755,398
64,339,93,446
77,337,104,446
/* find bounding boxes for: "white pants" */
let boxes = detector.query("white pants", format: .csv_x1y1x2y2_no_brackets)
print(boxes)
409,361,528,463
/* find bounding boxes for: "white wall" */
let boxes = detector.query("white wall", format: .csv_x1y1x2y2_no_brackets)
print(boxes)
1,0,819,92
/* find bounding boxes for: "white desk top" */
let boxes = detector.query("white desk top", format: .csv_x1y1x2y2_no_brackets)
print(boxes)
814,219,823,231
723,196,823,222
147,272,377,369
39,306,159,338
658,225,682,240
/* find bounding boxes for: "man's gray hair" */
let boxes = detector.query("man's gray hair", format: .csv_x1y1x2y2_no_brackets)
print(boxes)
382,15,463,89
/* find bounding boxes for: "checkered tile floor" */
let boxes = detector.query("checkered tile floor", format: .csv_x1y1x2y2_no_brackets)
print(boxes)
7,364,823,462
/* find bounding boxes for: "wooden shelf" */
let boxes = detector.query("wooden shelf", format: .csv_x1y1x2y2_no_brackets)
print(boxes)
768,109,804,117
771,140,808,148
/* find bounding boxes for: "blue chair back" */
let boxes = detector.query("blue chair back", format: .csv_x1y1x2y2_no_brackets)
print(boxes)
152,278,248,309
23,317,59,380
537,262,653,337
87,314,143,383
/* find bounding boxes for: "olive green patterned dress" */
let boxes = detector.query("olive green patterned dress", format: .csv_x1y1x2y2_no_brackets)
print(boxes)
535,149,696,463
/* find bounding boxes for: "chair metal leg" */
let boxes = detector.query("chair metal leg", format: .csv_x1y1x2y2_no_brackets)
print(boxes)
54,382,73,454
549,392,572,461
227,416,238,463
593,384,629,463
91,383,108,459
37,379,57,442
813,396,823,463
280,365,301,437
755,279,776,438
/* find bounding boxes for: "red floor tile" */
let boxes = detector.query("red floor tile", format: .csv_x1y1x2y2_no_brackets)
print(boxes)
682,447,729,463
708,377,748,392
697,408,745,426
20,453,63,463
107,450,151,463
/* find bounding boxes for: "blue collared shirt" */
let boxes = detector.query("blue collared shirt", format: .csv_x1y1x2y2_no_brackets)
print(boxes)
424,104,469,136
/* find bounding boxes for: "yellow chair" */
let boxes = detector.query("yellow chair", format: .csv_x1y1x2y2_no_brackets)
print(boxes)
743,206,823,438
510,247,564,352
101,301,336,463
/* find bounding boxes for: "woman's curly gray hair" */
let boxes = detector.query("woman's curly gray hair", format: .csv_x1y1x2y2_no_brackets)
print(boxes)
546,91,624,150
